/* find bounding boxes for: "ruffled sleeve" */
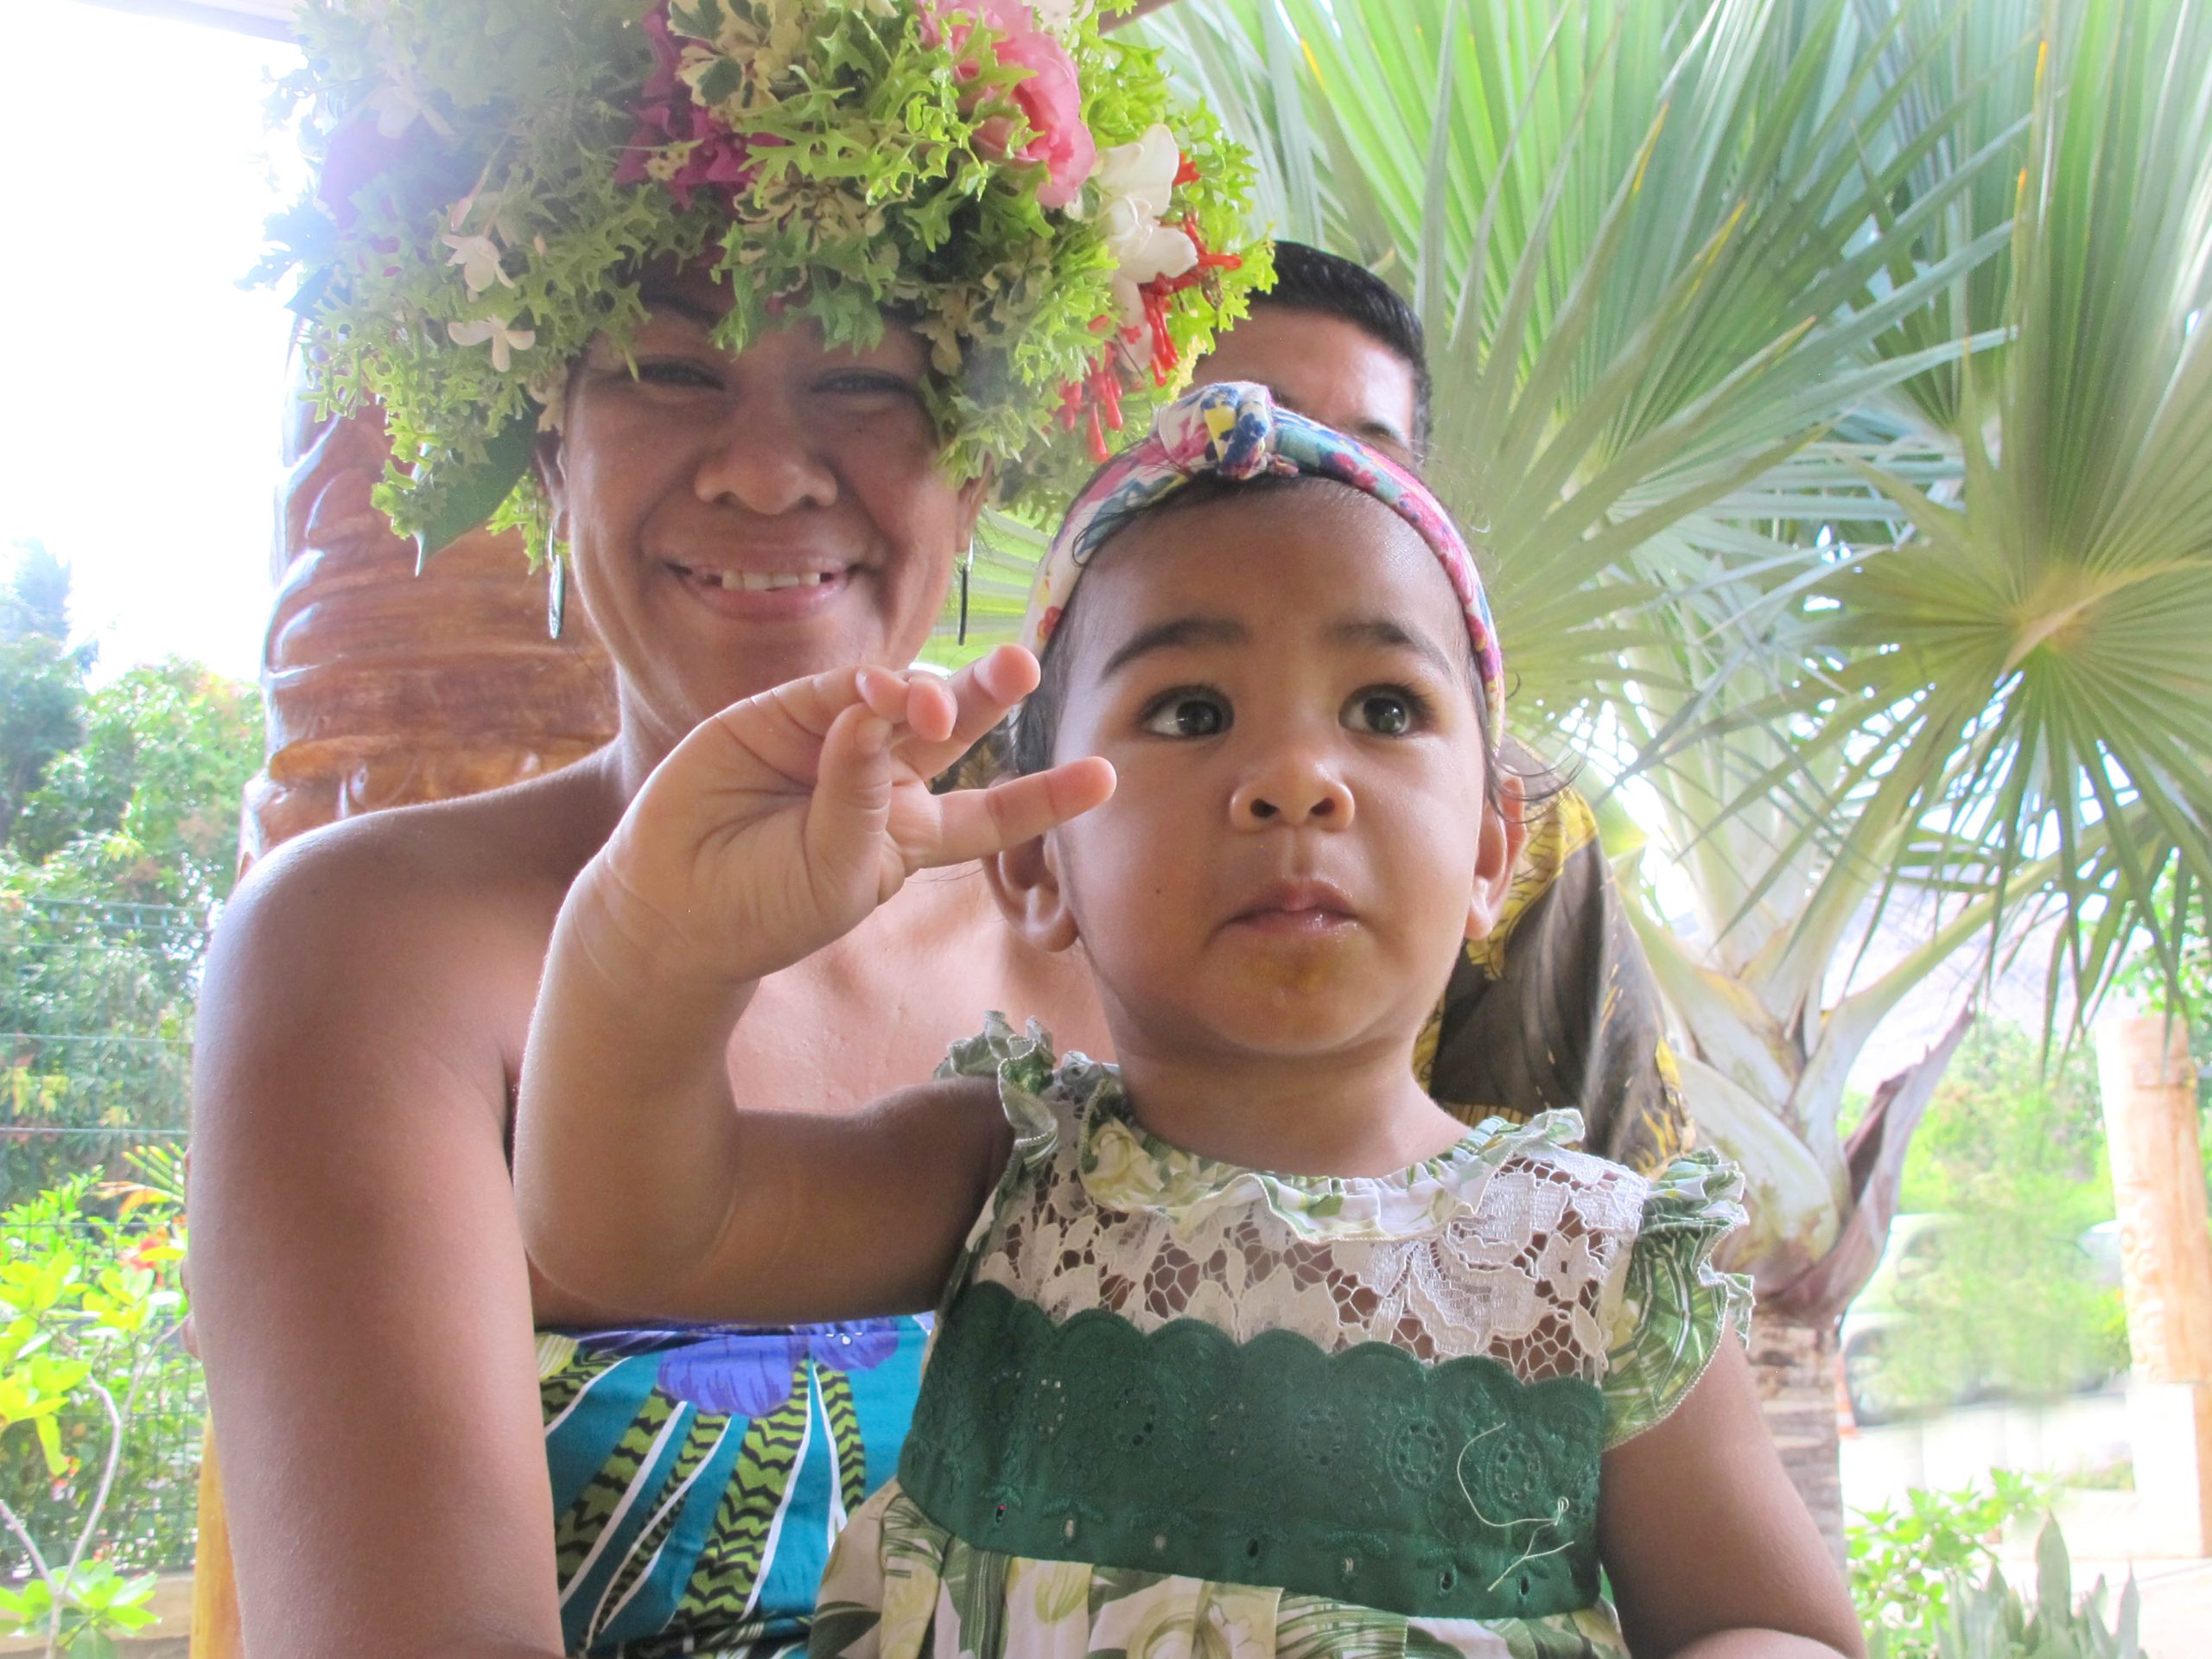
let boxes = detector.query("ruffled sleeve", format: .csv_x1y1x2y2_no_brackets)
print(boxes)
931,1015,1068,1310
937,1011,1064,1176
1599,1150,1754,1447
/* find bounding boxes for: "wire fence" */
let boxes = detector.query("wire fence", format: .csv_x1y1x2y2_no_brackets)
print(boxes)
3,894,207,1573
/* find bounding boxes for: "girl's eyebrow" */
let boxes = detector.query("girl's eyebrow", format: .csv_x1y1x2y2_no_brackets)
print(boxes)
1098,615,1249,680
1325,616,1462,683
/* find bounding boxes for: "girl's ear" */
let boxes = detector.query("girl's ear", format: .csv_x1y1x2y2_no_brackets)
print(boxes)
1465,768,1527,943
985,833,1080,954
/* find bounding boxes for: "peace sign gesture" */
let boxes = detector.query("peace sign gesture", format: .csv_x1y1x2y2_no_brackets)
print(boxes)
583,645,1115,989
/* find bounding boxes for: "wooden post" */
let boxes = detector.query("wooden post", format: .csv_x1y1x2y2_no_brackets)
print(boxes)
2095,1007,2212,1555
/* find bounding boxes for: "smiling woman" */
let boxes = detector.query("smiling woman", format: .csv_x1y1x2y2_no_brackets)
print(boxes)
544,271,988,760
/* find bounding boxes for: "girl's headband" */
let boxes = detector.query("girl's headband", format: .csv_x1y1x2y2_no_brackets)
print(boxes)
1020,382,1505,728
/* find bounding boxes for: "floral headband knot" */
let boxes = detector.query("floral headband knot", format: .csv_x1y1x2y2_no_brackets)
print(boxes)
1021,382,1506,729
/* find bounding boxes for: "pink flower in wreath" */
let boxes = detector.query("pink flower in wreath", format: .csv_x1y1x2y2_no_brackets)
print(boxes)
925,0,1096,210
613,4,759,207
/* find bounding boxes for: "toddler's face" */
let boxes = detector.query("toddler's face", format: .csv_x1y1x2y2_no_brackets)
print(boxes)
1039,484,1511,1066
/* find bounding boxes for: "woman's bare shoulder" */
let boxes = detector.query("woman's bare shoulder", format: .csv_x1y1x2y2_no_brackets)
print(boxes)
200,760,626,1122
228,760,620,949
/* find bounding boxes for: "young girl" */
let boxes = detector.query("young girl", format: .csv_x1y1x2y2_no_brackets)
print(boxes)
515,384,1864,1659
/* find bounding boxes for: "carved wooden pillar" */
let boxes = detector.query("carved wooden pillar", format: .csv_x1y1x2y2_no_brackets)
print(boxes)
240,373,618,861
194,385,617,1659
2096,1008,2212,1554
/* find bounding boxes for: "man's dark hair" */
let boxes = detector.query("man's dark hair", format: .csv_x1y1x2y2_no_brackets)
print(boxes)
1254,241,1433,450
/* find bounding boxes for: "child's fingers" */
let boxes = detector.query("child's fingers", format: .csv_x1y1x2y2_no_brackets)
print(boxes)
900,673,958,746
895,646,1040,779
812,701,900,837
709,665,873,781
850,666,954,739
913,757,1116,869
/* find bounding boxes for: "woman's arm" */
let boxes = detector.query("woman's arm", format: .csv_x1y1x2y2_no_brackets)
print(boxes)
190,833,566,1659
514,656,1112,1323
1599,1338,1866,1659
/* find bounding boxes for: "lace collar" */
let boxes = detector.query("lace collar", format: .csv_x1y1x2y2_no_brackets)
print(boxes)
957,1018,1589,1243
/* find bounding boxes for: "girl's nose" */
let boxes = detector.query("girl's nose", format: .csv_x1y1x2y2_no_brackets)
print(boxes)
1230,760,1355,830
694,411,840,515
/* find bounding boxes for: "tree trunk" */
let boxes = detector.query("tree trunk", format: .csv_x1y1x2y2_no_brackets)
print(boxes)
2095,1009,2212,1554
1747,1309,1846,1567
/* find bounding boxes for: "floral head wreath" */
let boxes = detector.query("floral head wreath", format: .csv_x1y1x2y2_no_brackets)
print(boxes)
264,0,1272,563
1024,381,1506,732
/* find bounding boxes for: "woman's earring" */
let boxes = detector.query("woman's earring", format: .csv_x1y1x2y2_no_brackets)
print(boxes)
956,539,976,646
547,544,567,641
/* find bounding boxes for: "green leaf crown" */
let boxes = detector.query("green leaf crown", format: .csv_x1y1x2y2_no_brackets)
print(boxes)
264,0,1274,559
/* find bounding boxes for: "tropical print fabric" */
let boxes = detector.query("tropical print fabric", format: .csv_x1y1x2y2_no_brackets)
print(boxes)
537,1316,929,1657
1417,752,1693,1179
809,1020,1749,1659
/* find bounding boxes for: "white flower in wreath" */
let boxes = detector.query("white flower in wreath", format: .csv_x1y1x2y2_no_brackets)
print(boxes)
526,369,569,434
448,315,535,372
1029,0,1092,38
442,233,515,296
1090,123,1198,327
364,80,451,139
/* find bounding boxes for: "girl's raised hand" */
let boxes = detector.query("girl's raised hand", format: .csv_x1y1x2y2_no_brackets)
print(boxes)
586,645,1114,988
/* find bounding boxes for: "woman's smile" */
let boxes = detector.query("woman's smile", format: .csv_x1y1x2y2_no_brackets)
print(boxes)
664,556,860,620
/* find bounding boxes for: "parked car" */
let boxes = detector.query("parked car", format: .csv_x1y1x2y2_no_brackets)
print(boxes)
1839,1213,2121,1427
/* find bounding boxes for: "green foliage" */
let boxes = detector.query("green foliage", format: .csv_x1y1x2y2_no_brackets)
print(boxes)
0,582,257,1205
1898,1022,2106,1216
0,553,237,1593
0,1175,194,1644
9,662,264,914
1875,1023,2126,1400
0,1563,162,1659
1771,0,2212,1027
0,543,73,644
1850,1470,2049,1656
0,545,93,847
0,549,263,916
1912,1518,2142,1659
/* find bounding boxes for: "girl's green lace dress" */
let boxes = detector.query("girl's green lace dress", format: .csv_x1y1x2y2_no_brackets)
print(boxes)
810,1020,1751,1659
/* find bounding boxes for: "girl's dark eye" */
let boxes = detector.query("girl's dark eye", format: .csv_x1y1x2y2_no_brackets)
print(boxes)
1140,693,1231,739
1344,689,1421,736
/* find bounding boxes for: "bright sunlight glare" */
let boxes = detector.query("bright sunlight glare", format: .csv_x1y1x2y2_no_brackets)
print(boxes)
0,2,305,683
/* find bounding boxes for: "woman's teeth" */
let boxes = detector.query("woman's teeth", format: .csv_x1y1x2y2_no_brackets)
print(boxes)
712,570,833,591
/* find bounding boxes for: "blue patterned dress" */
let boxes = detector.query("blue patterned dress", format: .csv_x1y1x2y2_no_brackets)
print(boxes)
537,1318,931,1656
